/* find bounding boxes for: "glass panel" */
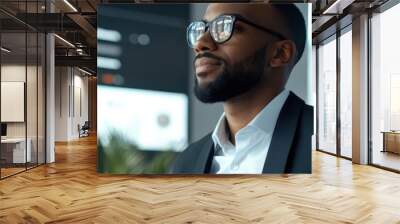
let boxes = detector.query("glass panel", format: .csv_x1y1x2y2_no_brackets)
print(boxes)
1,31,27,177
371,4,400,171
318,36,337,154
0,0,46,178
26,0,39,169
340,29,352,158
27,31,38,169
38,32,45,165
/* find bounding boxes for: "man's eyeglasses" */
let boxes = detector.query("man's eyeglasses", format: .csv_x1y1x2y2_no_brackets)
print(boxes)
187,14,287,48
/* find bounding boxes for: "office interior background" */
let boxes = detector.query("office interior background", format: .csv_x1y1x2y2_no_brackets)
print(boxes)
0,0,400,223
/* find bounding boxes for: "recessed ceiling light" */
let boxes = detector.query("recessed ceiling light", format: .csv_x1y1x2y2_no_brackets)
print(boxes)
1,47,11,53
78,67,93,76
63,0,78,12
54,34,75,48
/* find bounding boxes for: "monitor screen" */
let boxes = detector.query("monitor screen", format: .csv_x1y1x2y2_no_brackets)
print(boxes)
1,123,7,137
98,85,188,152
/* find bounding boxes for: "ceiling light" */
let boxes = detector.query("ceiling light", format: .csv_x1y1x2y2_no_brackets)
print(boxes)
78,67,93,76
54,34,75,48
322,0,350,15
1,47,11,53
63,0,78,12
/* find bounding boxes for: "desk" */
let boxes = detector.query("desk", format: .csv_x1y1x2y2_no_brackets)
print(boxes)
1,138,31,163
382,131,400,154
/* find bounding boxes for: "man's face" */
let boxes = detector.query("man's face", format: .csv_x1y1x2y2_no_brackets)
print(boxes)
193,4,278,103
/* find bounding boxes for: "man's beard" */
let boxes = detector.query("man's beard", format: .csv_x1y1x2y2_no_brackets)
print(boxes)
194,45,268,103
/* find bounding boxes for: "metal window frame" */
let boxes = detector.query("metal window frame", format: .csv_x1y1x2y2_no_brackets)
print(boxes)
367,0,400,173
315,23,353,161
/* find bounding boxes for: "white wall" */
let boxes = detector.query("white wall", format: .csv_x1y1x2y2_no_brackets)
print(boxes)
72,72,89,138
55,67,69,141
1,65,26,140
1,65,39,138
1,64,46,163
55,67,89,141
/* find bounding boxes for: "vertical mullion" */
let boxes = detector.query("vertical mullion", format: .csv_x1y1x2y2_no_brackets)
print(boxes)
25,0,28,171
36,0,39,167
44,0,47,164
367,11,373,165
336,29,341,157
73,68,75,118
0,22,2,179
60,67,62,117
69,69,71,118
316,45,320,150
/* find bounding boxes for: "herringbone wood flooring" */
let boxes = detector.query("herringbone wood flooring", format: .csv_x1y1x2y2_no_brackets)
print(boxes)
1,135,400,224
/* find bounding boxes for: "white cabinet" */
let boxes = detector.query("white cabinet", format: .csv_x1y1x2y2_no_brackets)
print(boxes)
1,138,32,163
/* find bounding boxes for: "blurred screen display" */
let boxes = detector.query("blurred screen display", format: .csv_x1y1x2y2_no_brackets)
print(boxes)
98,85,188,152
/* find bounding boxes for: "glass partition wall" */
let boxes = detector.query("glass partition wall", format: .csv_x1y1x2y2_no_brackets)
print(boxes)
0,1,46,179
370,2,400,172
339,26,353,159
316,26,353,159
317,35,337,155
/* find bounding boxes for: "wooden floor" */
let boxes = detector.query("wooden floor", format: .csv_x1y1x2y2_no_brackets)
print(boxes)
1,163,44,178
1,135,400,223
372,150,400,171
1,167,26,178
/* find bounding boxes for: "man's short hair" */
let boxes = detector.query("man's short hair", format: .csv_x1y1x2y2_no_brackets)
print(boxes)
272,4,306,65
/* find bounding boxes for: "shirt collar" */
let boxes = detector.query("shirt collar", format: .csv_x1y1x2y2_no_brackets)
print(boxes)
211,89,290,150
248,89,290,134
211,113,233,152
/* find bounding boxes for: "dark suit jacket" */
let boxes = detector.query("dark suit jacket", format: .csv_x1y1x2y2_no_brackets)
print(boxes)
170,91,314,174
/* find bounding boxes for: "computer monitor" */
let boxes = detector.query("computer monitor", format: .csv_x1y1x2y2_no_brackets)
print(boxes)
1,123,7,137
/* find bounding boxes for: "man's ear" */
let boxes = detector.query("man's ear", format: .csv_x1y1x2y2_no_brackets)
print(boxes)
269,40,297,68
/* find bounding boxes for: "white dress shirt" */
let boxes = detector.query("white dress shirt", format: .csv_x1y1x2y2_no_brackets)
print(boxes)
211,89,290,174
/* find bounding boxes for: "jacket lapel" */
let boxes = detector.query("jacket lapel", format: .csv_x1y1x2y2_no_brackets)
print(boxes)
192,134,215,173
263,92,304,173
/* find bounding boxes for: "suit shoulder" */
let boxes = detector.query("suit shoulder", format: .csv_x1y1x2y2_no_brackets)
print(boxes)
169,133,212,173
182,133,212,154
287,91,314,115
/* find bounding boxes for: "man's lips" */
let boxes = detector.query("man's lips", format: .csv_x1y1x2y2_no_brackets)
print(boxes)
195,58,222,76
195,57,221,67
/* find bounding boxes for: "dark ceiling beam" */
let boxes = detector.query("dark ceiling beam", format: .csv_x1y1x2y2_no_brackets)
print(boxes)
0,8,37,31
50,0,97,47
312,15,335,33
55,55,96,71
13,13,82,32
86,0,97,12
67,13,97,47
312,14,352,44
321,0,356,14
55,47,97,57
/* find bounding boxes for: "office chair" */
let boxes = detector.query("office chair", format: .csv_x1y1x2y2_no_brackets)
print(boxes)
79,121,90,138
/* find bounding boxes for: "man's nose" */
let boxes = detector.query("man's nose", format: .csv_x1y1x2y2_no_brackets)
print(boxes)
194,31,217,53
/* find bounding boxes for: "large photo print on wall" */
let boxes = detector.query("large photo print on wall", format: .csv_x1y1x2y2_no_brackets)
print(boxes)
97,3,314,174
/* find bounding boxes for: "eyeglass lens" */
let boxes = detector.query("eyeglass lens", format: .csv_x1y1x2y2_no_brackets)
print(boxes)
187,15,235,48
